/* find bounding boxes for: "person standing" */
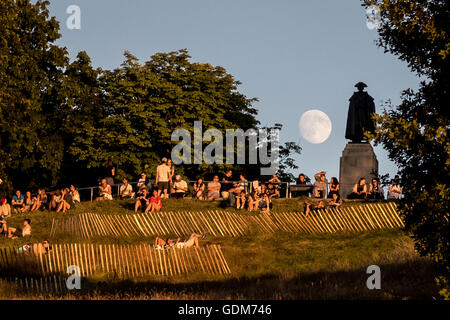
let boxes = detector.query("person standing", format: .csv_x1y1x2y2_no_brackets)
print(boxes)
156,157,171,199
104,159,116,186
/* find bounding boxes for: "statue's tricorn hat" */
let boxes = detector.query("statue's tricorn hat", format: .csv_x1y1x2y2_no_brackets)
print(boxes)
355,82,368,90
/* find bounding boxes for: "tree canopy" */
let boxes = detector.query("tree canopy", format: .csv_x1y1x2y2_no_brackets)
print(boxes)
0,0,301,195
364,0,449,298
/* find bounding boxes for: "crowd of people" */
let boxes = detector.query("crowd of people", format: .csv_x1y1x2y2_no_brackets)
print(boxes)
1,157,403,240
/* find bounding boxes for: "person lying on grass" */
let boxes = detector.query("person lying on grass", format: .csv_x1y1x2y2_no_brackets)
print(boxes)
8,218,32,239
153,233,205,249
303,200,325,216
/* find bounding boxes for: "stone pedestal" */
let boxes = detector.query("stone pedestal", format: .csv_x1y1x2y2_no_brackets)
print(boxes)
339,143,378,198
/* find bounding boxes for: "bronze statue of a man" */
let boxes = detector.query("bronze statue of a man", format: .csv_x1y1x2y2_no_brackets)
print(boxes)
345,82,376,143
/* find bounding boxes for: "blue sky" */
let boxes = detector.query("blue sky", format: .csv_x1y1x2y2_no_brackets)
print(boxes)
48,0,420,181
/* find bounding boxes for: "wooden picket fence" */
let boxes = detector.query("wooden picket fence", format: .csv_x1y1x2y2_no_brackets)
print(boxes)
50,202,403,238
0,244,230,278
0,276,68,294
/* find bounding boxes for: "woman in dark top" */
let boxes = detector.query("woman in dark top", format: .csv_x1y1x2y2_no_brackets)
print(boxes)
348,178,368,199
328,177,340,199
368,178,384,200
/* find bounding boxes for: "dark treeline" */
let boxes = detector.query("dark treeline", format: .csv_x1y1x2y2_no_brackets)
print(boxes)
0,0,300,195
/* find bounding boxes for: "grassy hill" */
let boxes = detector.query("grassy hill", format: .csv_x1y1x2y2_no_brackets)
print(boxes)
0,198,439,299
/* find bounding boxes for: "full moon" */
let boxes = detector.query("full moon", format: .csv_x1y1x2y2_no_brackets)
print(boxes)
299,109,332,144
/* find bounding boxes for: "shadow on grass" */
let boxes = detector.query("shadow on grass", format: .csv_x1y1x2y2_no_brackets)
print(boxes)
49,259,439,300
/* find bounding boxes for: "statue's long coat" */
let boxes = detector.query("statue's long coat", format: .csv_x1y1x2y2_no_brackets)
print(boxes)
345,91,376,142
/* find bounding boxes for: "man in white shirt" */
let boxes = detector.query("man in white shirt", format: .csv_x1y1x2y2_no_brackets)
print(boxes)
172,175,188,199
156,157,171,199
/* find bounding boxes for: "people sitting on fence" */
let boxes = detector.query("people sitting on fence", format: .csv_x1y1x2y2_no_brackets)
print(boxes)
296,173,311,197
153,233,205,249
387,175,402,199
220,169,233,200
146,189,162,213
328,193,342,209
156,157,171,199
135,187,150,213
348,178,368,199
57,188,74,213
70,185,81,204
207,175,221,200
171,175,188,199
96,179,113,201
313,171,328,198
119,178,134,199
328,177,340,199
368,178,384,200
11,190,24,212
8,218,31,239
193,178,205,200
31,189,47,211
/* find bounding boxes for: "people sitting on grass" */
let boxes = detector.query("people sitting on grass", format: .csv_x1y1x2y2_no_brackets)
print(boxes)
11,190,24,212
171,175,188,199
119,178,134,199
154,233,205,249
247,190,259,211
20,191,33,213
135,187,150,213
57,188,74,213
328,177,340,199
348,178,368,199
146,189,162,213
70,185,81,204
31,189,47,211
49,189,63,211
193,178,205,200
207,175,221,200
236,190,247,209
137,172,151,190
259,192,271,211
328,193,342,209
368,178,384,200
387,175,402,199
313,171,328,198
156,157,171,199
0,198,11,236
8,218,31,239
96,179,113,201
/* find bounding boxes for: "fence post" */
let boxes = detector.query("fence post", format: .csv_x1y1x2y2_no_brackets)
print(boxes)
286,182,290,199
90,188,93,202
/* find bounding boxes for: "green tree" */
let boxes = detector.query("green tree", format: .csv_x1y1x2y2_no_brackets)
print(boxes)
0,0,68,193
364,0,449,298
